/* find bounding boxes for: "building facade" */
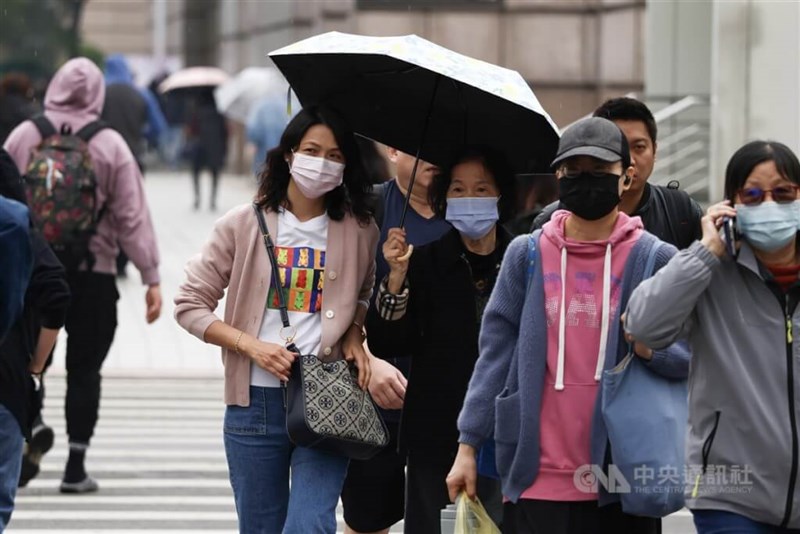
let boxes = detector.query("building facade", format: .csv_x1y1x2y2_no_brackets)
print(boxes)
158,0,646,126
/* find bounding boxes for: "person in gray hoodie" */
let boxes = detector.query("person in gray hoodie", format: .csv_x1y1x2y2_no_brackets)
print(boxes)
625,140,800,532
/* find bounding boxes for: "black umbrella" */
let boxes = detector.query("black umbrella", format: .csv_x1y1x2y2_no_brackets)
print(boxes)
269,32,559,226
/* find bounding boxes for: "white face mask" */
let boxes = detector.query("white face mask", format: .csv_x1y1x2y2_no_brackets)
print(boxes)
290,153,345,199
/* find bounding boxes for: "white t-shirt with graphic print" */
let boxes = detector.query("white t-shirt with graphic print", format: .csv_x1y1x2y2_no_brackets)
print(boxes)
251,208,329,388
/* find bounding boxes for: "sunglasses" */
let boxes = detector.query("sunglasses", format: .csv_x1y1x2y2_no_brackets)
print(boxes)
737,184,800,205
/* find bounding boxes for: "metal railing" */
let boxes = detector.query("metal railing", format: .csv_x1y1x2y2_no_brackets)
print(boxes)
645,94,711,203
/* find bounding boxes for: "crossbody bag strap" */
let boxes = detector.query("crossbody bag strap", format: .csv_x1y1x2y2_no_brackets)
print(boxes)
252,203,291,330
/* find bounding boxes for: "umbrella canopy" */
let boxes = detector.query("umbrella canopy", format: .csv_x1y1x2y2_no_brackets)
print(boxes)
159,67,229,93
214,66,294,123
269,32,559,174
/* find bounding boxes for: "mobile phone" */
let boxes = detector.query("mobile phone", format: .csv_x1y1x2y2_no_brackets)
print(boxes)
722,217,737,258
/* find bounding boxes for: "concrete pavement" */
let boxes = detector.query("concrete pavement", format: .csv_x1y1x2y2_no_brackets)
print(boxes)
50,170,258,377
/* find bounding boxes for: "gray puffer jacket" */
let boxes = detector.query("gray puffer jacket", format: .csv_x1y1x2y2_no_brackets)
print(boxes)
625,240,800,529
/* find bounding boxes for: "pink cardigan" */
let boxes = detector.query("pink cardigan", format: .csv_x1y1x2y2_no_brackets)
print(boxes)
174,204,379,406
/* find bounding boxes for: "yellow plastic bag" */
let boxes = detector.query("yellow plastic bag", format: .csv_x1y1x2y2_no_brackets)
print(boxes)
454,491,501,534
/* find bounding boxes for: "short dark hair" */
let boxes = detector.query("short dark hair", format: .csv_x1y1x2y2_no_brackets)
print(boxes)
255,106,373,225
593,97,657,145
429,145,515,223
724,141,800,202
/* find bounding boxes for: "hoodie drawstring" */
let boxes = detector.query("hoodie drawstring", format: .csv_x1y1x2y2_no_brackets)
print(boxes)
555,243,613,391
594,243,612,381
555,247,567,391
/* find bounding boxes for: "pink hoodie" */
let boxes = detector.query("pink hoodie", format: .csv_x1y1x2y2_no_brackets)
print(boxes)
3,58,160,285
521,209,643,501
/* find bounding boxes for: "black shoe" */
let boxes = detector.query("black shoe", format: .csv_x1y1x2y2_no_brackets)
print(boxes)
60,476,99,494
18,424,54,487
18,447,39,488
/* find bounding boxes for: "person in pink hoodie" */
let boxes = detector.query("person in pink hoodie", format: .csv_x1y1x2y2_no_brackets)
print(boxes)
4,57,161,494
448,118,689,533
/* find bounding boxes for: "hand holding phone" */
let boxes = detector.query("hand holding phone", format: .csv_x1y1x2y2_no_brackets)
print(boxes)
722,217,737,258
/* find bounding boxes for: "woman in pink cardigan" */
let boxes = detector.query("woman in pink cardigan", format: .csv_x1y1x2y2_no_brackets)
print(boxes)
175,107,379,533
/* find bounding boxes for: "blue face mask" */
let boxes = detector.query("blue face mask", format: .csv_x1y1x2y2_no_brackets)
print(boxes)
445,197,499,240
735,200,800,252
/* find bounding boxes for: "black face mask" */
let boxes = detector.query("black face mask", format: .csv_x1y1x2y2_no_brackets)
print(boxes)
559,172,622,221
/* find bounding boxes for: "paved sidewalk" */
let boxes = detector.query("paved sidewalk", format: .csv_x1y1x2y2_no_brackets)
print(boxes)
49,170,258,378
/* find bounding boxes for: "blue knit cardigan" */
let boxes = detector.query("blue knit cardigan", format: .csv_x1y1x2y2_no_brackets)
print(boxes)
457,230,690,503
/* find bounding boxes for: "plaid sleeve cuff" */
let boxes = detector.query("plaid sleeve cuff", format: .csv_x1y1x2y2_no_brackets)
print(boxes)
377,276,409,321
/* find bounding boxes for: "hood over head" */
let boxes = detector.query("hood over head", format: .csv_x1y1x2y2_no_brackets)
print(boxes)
44,57,105,118
104,54,134,86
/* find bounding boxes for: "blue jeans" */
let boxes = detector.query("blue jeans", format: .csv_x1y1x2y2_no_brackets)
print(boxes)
0,404,23,531
694,509,800,534
224,386,349,534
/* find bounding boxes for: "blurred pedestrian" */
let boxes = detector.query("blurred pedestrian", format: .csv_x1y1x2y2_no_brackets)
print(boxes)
102,54,167,170
0,148,70,489
246,96,293,176
102,54,167,278
447,118,688,533
533,97,702,250
4,57,162,494
625,140,800,532
341,147,452,534
371,145,514,532
175,106,377,533
0,73,38,145
149,72,187,168
185,92,228,210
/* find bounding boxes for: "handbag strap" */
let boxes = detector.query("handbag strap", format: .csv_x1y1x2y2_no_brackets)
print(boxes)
252,203,292,331
643,239,662,279
625,239,663,355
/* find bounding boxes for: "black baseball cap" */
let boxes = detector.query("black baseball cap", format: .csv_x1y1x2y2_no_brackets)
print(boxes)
551,117,631,169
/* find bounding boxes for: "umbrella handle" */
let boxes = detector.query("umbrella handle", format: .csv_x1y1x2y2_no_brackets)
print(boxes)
399,74,442,229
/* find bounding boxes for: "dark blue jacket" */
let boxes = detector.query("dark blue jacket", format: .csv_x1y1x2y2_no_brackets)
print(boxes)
0,196,32,342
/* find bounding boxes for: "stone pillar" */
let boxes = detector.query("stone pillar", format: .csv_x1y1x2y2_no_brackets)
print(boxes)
710,0,800,202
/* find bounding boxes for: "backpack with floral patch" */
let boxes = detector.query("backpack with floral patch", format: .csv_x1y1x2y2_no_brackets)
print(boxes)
24,116,107,271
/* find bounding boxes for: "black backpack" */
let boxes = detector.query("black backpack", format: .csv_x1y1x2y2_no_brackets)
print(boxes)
651,181,703,250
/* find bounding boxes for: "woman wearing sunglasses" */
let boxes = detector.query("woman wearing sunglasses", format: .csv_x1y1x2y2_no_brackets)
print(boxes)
625,140,800,532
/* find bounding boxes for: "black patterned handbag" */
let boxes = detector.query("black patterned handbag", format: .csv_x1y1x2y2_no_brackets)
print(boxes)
253,204,389,460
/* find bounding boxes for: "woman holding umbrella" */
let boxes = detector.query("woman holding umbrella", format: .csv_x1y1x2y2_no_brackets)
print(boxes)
370,145,514,532
174,106,378,533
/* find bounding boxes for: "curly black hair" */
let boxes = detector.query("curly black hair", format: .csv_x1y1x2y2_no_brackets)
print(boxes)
429,145,516,223
255,106,374,226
